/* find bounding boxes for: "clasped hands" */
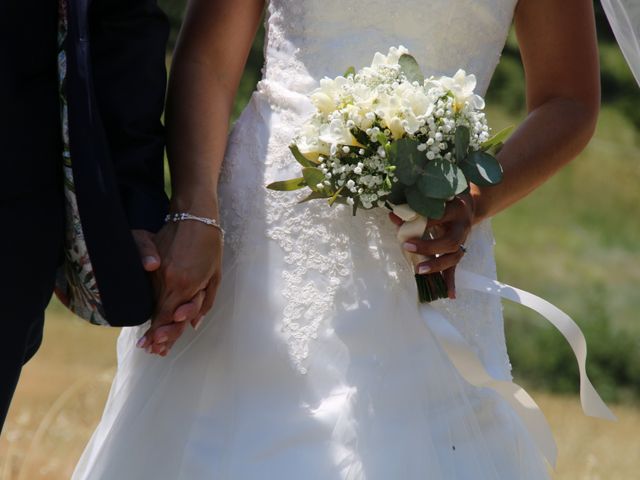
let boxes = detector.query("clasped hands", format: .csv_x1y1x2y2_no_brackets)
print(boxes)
132,218,223,356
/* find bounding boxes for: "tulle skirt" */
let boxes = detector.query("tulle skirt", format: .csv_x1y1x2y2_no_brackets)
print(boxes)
72,94,550,479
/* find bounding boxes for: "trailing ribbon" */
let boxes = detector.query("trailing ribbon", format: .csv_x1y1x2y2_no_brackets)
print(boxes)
391,204,616,468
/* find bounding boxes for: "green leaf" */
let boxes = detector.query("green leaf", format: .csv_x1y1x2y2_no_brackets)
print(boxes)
454,126,470,163
267,177,307,191
290,144,317,168
388,138,426,186
350,127,370,147
481,125,515,151
328,187,344,206
417,160,467,199
406,187,447,219
298,191,329,204
302,167,326,192
387,180,406,205
398,54,425,84
343,66,356,77
459,151,503,186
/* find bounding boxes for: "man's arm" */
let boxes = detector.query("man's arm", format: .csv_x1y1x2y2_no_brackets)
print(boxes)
89,0,170,232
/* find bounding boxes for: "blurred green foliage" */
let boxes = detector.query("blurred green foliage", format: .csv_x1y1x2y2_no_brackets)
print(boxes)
155,0,640,402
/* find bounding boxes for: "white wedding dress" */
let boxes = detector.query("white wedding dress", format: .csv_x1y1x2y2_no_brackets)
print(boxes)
73,0,554,478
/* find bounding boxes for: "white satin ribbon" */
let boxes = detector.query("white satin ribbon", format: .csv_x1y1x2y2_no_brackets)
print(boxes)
391,204,616,468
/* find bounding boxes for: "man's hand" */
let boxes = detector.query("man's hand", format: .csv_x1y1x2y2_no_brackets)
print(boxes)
131,229,205,356
133,220,223,356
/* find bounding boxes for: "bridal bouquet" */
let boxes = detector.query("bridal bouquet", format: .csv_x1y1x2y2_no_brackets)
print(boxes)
268,46,510,302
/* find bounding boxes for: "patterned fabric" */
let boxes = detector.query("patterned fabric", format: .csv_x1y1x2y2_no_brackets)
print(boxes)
54,0,109,326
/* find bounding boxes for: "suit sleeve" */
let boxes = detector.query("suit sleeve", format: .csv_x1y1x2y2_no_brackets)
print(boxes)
89,0,170,232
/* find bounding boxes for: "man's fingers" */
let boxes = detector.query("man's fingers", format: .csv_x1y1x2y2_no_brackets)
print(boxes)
132,230,161,272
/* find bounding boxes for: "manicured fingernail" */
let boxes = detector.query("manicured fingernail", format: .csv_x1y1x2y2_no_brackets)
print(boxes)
194,316,204,330
136,337,146,348
143,256,158,266
418,264,431,275
175,313,187,322
403,242,417,252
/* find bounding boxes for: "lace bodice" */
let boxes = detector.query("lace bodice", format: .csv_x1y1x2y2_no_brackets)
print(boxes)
220,0,519,375
262,0,518,101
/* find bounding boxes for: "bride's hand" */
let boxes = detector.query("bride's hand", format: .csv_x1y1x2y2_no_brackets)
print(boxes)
138,217,223,355
392,193,475,299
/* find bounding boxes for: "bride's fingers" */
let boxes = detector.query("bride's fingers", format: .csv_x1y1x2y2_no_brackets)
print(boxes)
416,247,465,275
173,290,205,325
404,223,465,256
196,273,221,326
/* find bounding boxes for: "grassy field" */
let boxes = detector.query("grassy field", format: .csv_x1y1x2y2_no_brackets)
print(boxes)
0,310,638,480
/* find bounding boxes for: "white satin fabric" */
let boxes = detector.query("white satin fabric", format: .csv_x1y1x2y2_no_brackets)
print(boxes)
601,0,640,86
72,1,564,478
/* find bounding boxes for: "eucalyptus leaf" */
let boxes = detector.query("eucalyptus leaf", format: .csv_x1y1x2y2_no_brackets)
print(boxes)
302,167,326,192
350,127,370,147
267,177,306,191
398,54,425,84
298,191,329,204
459,151,503,186
454,126,470,162
290,144,317,168
387,180,406,205
388,138,426,186
417,159,467,199
406,187,446,219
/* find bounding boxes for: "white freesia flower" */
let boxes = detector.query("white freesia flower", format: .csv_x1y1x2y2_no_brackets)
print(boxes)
310,76,348,114
375,92,405,139
296,117,330,160
371,45,410,67
438,69,485,111
319,118,361,148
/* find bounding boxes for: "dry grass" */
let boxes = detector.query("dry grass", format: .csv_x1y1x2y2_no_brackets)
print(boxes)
0,311,637,479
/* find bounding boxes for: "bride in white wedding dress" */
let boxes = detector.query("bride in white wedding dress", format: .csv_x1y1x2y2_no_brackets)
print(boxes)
72,0,608,478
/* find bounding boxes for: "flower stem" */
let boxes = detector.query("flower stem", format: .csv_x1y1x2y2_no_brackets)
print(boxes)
416,272,449,303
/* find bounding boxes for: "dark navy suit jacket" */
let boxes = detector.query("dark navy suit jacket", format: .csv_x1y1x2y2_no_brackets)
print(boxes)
64,0,170,326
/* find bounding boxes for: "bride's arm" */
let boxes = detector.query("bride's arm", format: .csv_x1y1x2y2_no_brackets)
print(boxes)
167,0,264,213
402,0,599,298
471,0,600,223
141,0,264,354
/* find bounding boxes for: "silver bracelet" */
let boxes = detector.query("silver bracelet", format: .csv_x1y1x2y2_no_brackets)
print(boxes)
165,212,225,239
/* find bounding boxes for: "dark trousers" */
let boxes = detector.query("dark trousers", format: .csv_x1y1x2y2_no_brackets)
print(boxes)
0,191,64,431
0,0,65,432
